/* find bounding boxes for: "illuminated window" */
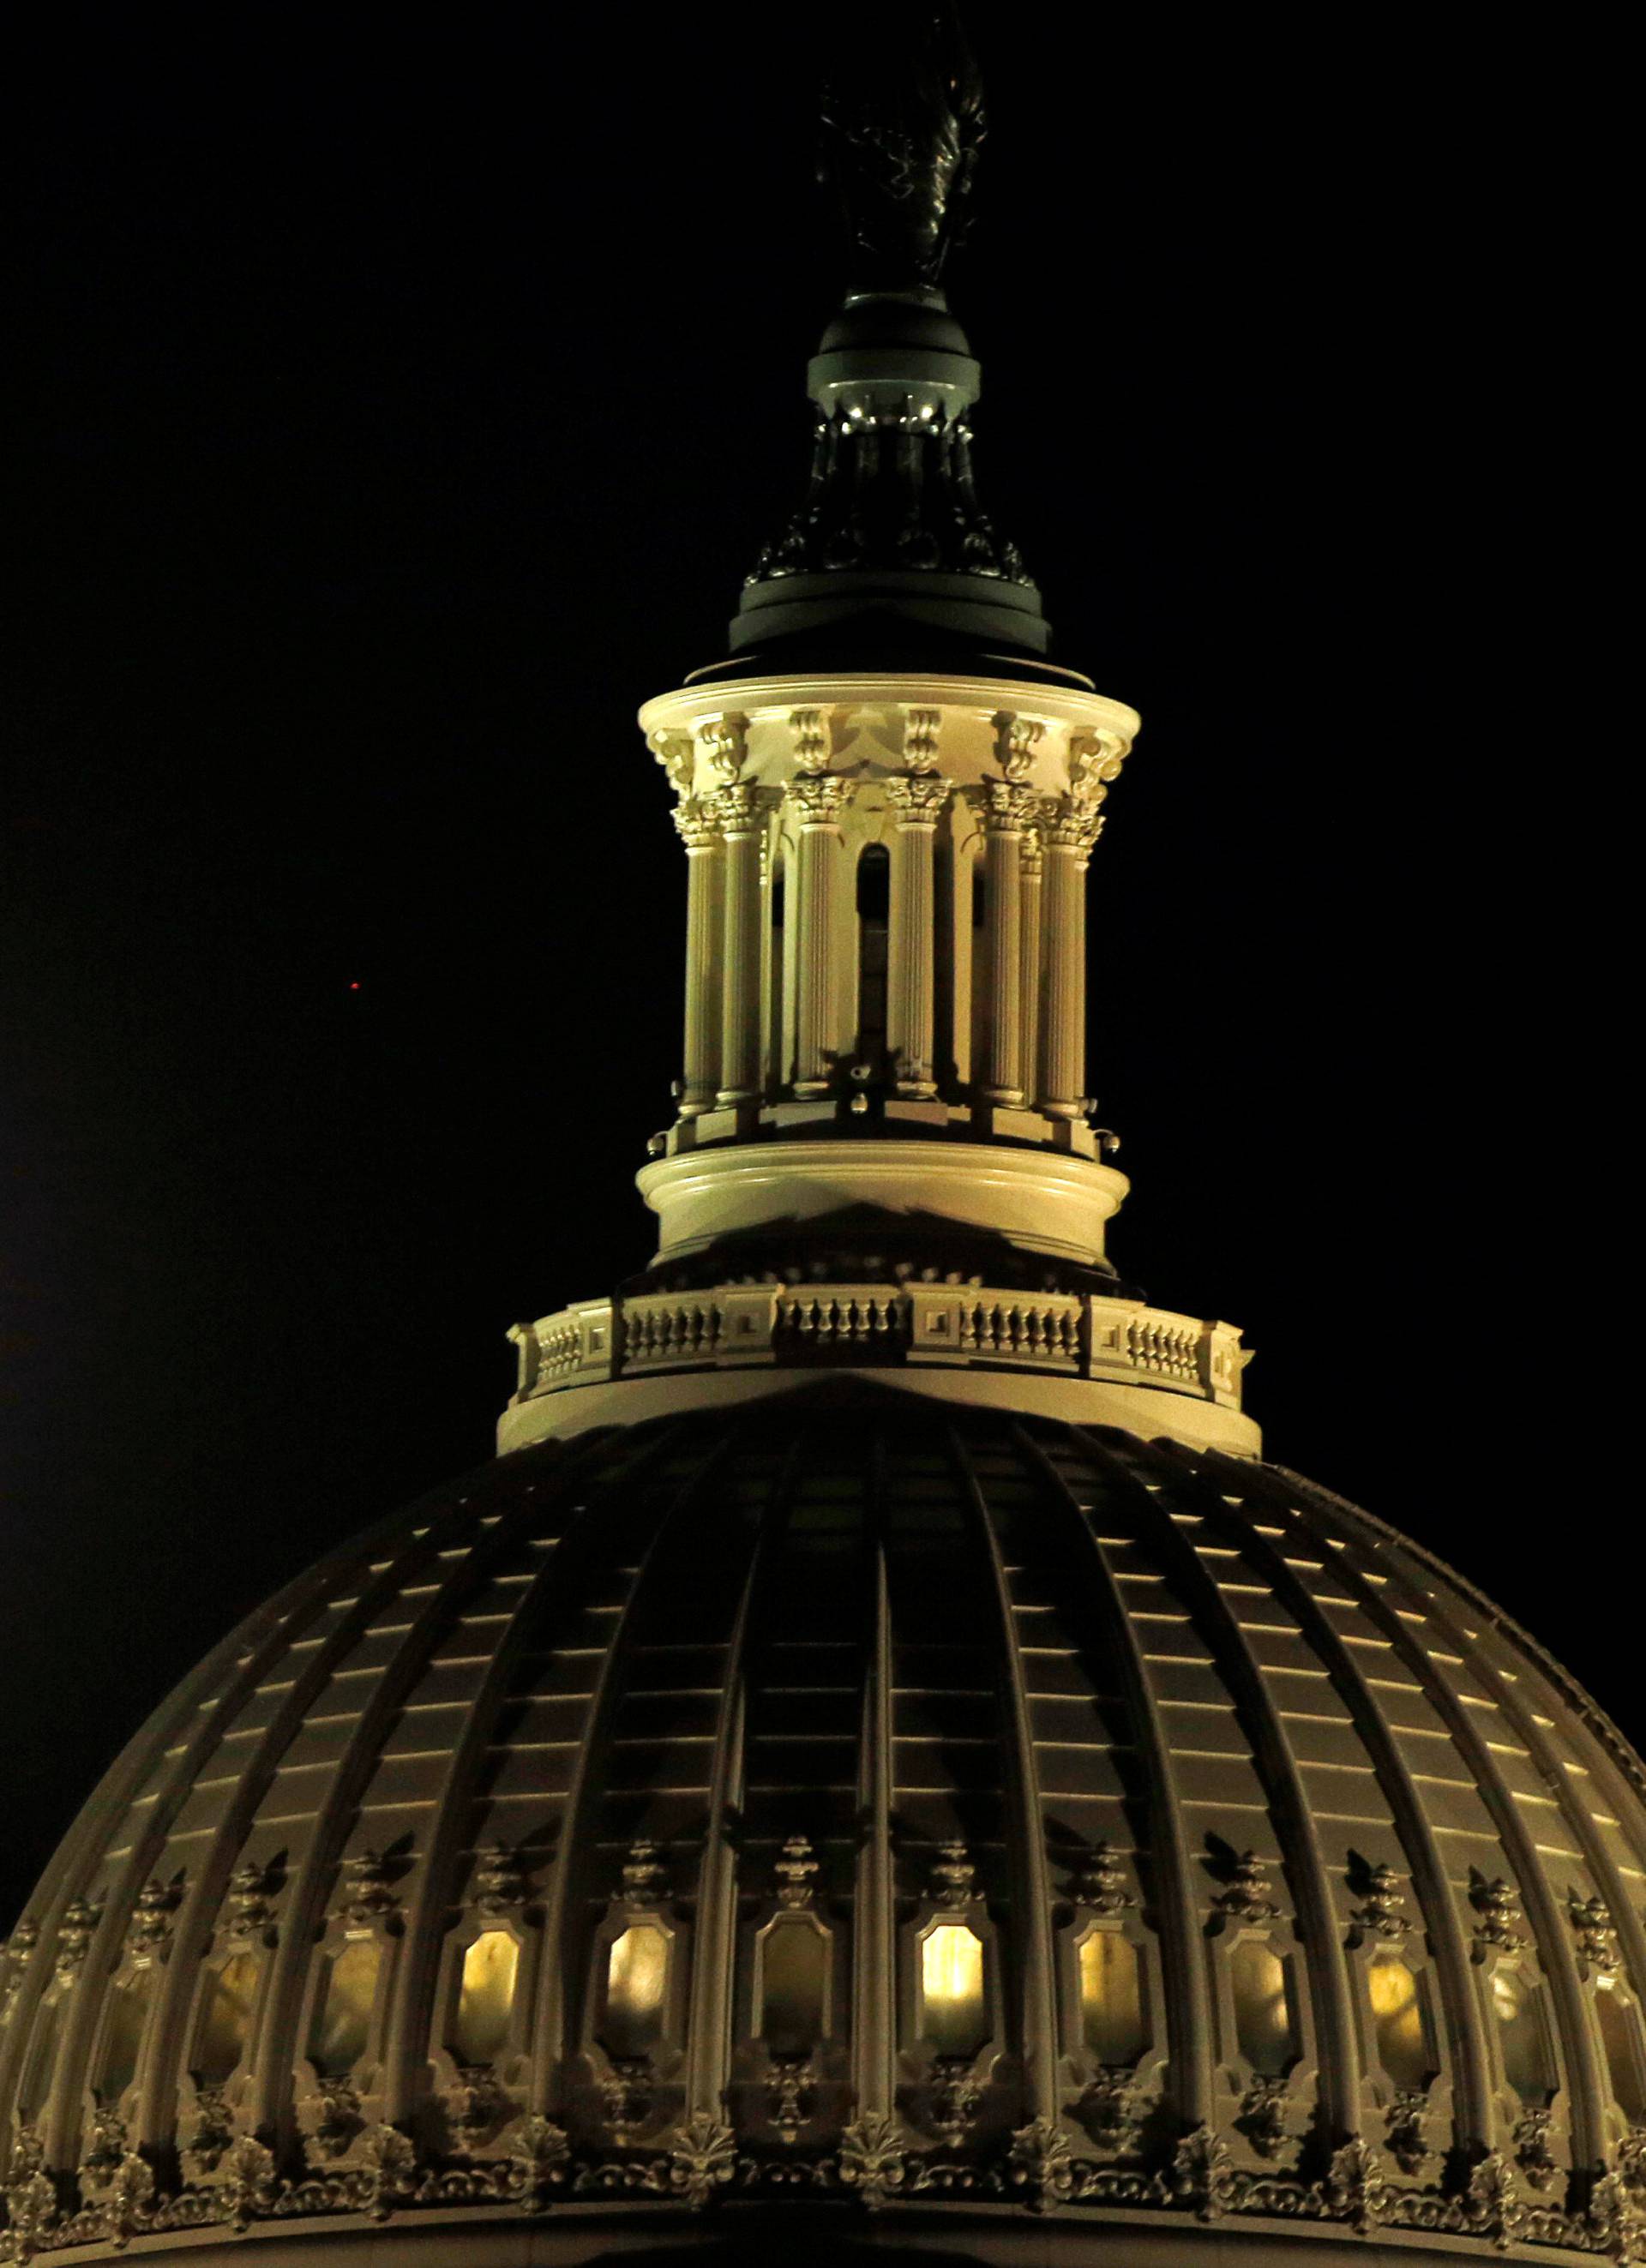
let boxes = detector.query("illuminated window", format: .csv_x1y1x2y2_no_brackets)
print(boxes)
1230,1938,1296,2076
193,1951,261,2086
1367,1955,1433,2090
1595,1982,1646,2124
309,1938,382,2078
920,1922,987,2059
98,1969,155,2101
759,1916,829,2060
599,1922,670,2060
453,1929,520,2067
1491,1964,1554,2103
1079,1928,1144,2065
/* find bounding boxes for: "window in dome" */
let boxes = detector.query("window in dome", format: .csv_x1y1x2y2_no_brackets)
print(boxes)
1230,1937,1297,2077
193,1951,261,2086
1595,1981,1646,2125
1078,1927,1145,2065
1367,1955,1433,2090
1491,1963,1555,2104
758,1914,830,2060
454,1929,520,2067
600,1922,670,2061
920,1921,988,2059
309,1937,382,2078
97,1968,156,2101
856,842,890,1074
18,1992,63,2121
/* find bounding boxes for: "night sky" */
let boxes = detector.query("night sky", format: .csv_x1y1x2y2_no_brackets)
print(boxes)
2,14,1618,1928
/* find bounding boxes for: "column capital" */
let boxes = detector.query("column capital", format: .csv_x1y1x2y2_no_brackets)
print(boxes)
886,772,951,825
1044,795,1105,861
787,773,852,826
697,711,750,785
710,783,777,837
973,778,1041,834
671,795,723,849
990,709,1046,783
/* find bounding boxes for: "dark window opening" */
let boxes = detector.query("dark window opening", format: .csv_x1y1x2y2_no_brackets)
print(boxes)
856,843,890,1077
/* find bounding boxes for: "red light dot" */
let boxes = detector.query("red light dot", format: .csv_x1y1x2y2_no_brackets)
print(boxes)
348,981,361,992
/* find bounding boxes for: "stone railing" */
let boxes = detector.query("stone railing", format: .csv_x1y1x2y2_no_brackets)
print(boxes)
509,1282,1248,1412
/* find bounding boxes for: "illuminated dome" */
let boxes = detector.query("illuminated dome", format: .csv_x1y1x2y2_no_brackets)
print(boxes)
9,15,1645,2268
6,1385,1646,2264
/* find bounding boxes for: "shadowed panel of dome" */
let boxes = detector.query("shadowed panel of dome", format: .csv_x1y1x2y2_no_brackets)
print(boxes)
4,1387,1645,2263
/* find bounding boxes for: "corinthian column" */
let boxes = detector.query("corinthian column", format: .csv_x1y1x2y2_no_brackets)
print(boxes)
886,771,949,1096
715,785,766,1107
788,772,850,1096
1019,816,1044,1109
1039,799,1103,1119
978,780,1038,1107
671,796,724,1116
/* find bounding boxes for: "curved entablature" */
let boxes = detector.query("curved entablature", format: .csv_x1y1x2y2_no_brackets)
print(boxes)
6,1393,1646,2265
636,671,1137,1271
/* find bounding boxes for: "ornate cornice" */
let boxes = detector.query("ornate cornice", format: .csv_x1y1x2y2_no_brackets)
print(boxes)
991,710,1044,782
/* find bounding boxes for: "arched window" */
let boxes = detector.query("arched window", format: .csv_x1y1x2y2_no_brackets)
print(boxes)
308,1937,383,2078
452,1928,520,2067
96,1968,156,2102
766,844,789,1094
1229,1936,1299,2077
1490,1962,1556,2105
1367,1953,1434,2090
1595,1980,1646,2124
1078,1926,1146,2066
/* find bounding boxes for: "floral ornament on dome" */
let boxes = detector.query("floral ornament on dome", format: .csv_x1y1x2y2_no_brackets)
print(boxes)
773,1833,820,1908
128,1875,182,1958
618,1839,668,1907
928,1840,977,1910
667,2114,736,2207
225,1858,279,1942
1211,1851,1279,1928
1008,2116,1077,2211
1072,1840,1133,1917
838,2112,909,2209
1323,2137,1392,2233
53,1893,103,1979
339,1850,398,1928
473,1843,532,1916
1469,1874,1526,1957
1349,1860,1409,1943
503,2114,571,2212
1571,1889,1621,1975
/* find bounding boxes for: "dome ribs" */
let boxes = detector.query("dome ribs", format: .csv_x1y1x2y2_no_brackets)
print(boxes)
1228,1464,1610,2179
850,1423,897,2127
0,1540,349,2161
1290,1470,1646,2033
1159,1440,1494,2159
1009,1419,1217,2132
942,1419,1060,2121
532,1422,747,2113
376,1420,700,2129
1088,1431,1365,2150
243,1442,616,2147
683,1423,814,2124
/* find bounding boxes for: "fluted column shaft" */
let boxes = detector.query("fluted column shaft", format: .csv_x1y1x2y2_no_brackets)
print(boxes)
979,782,1036,1107
715,788,765,1107
886,772,949,1097
1019,824,1043,1110
1039,801,1102,1119
672,798,724,1117
788,774,850,1095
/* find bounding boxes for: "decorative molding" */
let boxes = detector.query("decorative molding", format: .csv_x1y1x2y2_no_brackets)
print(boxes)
697,712,749,785
473,1843,532,1917
1072,1841,1133,1917
1210,1851,1280,1928
649,728,694,796
884,771,950,824
928,1840,976,1910
670,794,721,849
339,1849,399,1929
1571,1890,1621,1975
224,1860,278,1945
1067,727,1130,813
974,777,1039,833
773,1834,819,1909
1043,795,1105,856
52,1894,101,1980
991,711,1044,782
128,1875,182,1960
785,772,850,825
1469,1874,1526,1957
789,707,829,774
901,705,940,771
619,1839,669,1908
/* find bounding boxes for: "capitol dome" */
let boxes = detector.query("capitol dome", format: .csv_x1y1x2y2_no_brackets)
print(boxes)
7,1386,1646,2264
7,15,1643,2268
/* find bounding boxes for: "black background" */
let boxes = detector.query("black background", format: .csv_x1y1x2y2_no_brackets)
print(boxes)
2,10,1620,1927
